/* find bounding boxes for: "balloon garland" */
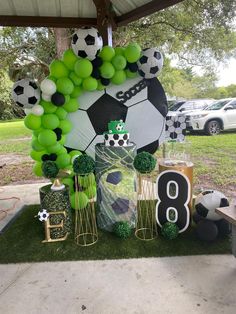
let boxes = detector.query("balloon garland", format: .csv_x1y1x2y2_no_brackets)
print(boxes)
11,27,164,204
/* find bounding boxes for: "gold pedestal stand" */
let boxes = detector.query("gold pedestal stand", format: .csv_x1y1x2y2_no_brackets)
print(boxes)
74,174,98,247
135,173,158,241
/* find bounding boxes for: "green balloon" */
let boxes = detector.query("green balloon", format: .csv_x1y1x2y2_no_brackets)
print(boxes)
38,129,57,146
111,70,126,85
31,138,44,152
99,46,115,61
114,47,125,56
74,59,93,78
70,191,88,210
97,80,105,90
112,55,127,70
125,69,138,78
100,62,115,79
40,100,57,113
59,119,72,134
55,107,67,120
82,77,98,91
69,150,82,162
84,185,96,199
63,98,79,112
124,43,141,63
69,72,82,86
62,49,78,70
56,77,74,95
33,162,43,177
33,128,43,136
24,114,41,130
56,153,71,168
49,60,69,78
30,150,46,161
70,85,83,98
42,114,60,130
62,177,74,193
47,142,62,153
58,135,66,145
47,75,57,83
57,147,68,155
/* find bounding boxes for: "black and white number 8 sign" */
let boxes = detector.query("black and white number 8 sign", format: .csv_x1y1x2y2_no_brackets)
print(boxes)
156,170,191,233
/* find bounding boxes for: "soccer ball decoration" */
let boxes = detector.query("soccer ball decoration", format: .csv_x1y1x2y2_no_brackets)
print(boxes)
195,190,229,221
71,27,103,60
137,48,163,79
165,114,186,142
65,76,167,157
38,209,49,222
12,78,40,109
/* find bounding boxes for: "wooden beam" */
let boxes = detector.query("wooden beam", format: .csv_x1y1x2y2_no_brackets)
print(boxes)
93,0,117,46
0,15,97,28
116,0,184,27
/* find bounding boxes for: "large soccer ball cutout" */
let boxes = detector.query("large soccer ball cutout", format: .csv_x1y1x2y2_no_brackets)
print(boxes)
12,79,40,109
195,190,229,221
65,76,168,157
137,48,163,79
71,27,103,60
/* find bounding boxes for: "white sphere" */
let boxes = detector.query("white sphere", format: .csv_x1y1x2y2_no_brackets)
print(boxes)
12,78,40,109
71,27,103,60
38,209,49,222
137,48,164,79
40,78,56,96
42,93,51,102
31,104,44,116
24,108,32,115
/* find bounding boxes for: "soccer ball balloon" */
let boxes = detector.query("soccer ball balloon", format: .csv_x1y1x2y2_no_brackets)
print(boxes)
137,48,163,79
12,79,40,109
195,190,229,221
38,209,49,222
71,27,103,60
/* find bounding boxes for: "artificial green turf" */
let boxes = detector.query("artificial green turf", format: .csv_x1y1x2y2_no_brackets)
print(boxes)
0,205,231,264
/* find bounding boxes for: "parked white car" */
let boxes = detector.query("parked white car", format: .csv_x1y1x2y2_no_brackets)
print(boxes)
168,99,214,115
185,98,236,135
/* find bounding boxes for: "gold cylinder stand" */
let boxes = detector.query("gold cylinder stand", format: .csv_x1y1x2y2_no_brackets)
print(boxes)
135,172,158,241
74,173,98,246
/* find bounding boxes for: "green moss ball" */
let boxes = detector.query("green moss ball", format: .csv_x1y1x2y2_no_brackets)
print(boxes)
73,155,95,174
42,160,59,179
133,152,156,173
113,221,132,239
161,222,179,240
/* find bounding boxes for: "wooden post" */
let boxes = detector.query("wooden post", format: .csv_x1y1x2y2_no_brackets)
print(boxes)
53,28,70,58
93,0,117,46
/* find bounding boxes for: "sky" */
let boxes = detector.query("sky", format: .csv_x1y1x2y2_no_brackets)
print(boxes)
216,58,236,87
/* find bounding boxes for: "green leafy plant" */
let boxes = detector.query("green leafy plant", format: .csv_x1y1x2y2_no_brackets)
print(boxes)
161,222,179,240
113,221,132,239
73,154,95,174
42,160,59,178
133,151,156,173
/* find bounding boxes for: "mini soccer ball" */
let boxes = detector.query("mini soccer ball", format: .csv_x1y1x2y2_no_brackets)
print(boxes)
137,48,163,79
116,123,124,131
71,27,103,60
12,79,40,109
38,209,49,222
195,190,229,221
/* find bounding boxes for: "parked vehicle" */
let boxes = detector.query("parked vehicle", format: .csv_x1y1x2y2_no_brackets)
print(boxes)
168,99,214,115
185,98,236,135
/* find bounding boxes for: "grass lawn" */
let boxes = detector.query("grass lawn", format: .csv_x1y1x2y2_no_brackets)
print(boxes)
0,205,230,264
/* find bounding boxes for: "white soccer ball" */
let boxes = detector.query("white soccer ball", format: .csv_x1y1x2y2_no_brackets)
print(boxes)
38,209,49,222
71,27,103,61
137,48,163,79
12,79,40,109
195,190,229,221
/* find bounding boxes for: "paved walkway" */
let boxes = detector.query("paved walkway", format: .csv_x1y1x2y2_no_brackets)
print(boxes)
0,183,235,314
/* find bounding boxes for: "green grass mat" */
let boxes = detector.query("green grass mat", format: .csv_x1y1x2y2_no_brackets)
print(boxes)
0,205,231,263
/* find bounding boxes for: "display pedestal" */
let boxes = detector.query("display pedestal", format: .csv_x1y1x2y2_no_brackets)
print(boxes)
95,143,137,232
135,172,157,241
39,184,72,242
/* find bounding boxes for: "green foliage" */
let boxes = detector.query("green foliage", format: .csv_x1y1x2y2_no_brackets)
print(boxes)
161,222,179,240
73,154,95,174
42,160,59,179
113,221,132,239
134,152,156,173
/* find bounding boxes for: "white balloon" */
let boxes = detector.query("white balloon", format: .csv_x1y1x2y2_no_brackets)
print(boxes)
40,78,56,95
24,108,32,115
42,93,51,102
31,104,44,116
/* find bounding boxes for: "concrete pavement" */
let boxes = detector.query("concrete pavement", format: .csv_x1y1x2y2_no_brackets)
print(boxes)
0,255,235,314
